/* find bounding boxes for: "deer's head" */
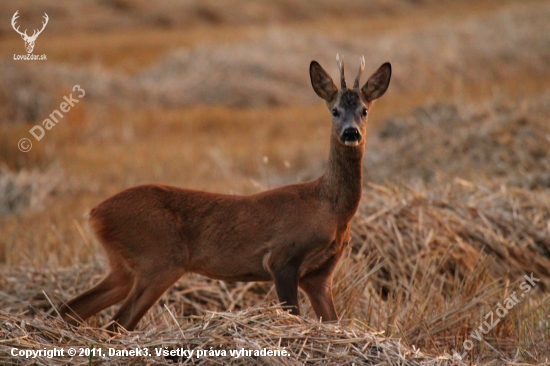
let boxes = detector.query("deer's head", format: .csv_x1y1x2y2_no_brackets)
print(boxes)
11,11,49,54
310,55,391,147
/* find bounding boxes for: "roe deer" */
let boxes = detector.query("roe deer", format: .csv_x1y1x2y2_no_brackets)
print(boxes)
60,55,391,331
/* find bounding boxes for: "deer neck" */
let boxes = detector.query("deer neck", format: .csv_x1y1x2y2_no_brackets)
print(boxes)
319,134,364,220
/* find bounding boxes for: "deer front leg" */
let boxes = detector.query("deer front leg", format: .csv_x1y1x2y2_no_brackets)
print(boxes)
272,261,300,316
299,270,338,322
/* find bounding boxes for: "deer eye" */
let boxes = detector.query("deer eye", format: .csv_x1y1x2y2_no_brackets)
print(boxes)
332,109,339,117
362,108,367,117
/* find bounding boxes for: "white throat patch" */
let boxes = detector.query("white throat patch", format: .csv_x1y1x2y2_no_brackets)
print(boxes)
344,140,360,146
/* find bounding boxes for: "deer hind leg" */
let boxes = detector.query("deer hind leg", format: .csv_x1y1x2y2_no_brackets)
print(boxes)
299,268,338,322
108,267,185,331
60,262,134,326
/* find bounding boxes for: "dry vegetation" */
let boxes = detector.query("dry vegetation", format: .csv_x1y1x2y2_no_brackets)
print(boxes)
1,0,549,365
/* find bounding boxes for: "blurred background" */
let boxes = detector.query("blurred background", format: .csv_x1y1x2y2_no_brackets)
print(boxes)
1,0,549,361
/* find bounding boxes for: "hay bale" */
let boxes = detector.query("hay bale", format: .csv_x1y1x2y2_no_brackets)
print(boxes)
366,94,550,187
0,304,456,365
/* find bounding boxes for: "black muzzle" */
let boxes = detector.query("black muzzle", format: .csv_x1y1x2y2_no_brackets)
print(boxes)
341,127,361,146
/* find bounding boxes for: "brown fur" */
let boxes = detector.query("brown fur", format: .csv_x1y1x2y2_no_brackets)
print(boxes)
59,58,391,331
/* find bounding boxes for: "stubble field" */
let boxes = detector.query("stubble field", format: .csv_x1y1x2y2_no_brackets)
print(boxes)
0,0,549,364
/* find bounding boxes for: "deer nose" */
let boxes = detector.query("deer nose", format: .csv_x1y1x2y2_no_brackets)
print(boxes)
341,127,361,146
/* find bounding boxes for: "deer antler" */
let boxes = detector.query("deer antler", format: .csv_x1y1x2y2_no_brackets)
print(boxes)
353,56,365,89
29,13,49,40
11,11,28,38
336,54,347,90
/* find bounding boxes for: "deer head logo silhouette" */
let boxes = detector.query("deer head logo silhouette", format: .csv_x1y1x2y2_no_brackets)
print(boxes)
11,11,49,54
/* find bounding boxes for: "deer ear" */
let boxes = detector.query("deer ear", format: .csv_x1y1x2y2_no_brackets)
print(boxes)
361,62,391,102
310,61,338,102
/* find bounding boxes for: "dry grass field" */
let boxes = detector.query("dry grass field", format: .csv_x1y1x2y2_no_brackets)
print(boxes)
1,0,550,364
